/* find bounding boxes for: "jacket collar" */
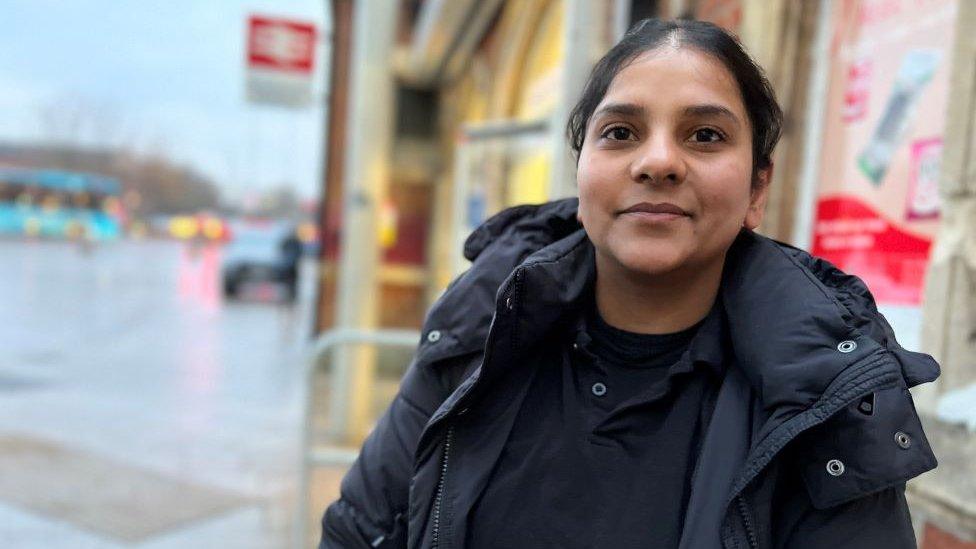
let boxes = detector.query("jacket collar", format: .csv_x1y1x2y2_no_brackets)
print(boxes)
569,295,729,380
507,228,890,415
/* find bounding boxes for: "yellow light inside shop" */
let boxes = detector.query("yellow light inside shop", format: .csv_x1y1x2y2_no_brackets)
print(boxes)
509,151,550,205
514,0,562,122
169,216,199,239
379,200,398,249
506,0,563,207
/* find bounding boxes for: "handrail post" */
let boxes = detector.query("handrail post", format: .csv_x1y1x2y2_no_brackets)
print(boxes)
297,328,420,548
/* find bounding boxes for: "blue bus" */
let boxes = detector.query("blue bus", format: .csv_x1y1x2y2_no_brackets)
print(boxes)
0,168,123,240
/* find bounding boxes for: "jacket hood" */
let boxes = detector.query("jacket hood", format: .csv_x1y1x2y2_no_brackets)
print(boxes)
418,198,939,423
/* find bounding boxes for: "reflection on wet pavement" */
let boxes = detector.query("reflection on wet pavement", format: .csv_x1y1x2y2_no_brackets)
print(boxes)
0,240,314,548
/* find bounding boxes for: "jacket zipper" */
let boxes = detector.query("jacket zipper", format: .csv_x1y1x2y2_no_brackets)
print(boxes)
428,273,518,548
431,424,455,549
736,495,758,549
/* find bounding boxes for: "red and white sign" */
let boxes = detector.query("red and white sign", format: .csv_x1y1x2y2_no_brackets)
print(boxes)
247,16,316,73
245,15,318,108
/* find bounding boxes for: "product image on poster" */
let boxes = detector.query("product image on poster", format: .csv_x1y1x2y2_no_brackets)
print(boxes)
857,49,940,185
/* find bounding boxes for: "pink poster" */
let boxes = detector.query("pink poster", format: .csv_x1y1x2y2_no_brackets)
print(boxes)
812,0,957,304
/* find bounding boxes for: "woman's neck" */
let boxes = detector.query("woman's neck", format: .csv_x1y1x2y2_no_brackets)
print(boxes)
593,252,725,335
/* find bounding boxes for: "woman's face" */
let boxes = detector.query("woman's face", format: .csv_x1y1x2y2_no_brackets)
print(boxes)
577,46,770,279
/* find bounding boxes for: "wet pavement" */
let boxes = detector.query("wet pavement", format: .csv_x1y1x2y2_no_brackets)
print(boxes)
0,239,315,548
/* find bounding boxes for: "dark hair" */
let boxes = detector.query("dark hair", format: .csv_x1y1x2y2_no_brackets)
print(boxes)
566,18,783,183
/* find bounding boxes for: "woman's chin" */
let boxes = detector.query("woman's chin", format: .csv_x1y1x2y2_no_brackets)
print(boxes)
611,245,690,278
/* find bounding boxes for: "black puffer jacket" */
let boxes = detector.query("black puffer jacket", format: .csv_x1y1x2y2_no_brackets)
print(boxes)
321,198,939,549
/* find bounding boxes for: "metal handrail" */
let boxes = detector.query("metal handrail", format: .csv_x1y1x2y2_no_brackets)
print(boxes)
297,328,421,549
310,328,421,438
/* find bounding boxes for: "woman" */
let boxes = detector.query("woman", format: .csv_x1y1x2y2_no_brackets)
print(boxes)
321,18,939,549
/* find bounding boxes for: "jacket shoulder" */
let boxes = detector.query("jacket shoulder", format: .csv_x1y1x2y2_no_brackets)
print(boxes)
412,199,582,391
744,236,940,510
767,238,939,387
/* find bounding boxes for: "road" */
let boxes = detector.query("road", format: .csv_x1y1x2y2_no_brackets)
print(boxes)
0,238,316,548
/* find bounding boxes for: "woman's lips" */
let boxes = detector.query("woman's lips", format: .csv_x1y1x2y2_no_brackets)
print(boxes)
624,211,686,222
618,202,691,222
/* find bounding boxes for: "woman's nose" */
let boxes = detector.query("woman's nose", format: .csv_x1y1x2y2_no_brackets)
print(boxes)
629,134,686,184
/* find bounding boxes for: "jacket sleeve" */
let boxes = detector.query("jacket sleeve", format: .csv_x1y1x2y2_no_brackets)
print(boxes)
319,355,460,549
777,483,918,548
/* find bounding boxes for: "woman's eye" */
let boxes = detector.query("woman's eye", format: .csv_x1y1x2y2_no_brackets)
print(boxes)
601,127,634,141
691,128,724,143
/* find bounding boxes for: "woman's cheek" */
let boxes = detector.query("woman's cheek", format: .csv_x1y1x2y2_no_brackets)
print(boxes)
577,171,611,228
578,193,605,238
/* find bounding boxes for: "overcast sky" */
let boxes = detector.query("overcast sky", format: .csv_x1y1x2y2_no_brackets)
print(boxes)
0,0,329,201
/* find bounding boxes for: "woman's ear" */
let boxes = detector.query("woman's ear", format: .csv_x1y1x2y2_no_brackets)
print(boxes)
743,164,773,230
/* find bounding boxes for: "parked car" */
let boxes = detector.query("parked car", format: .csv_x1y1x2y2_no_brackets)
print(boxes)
221,222,297,299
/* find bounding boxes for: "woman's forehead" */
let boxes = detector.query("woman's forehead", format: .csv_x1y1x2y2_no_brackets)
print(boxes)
598,48,745,116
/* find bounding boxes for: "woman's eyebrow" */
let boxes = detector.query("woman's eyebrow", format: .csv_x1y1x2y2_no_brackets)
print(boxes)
683,104,741,128
592,102,646,120
593,102,741,128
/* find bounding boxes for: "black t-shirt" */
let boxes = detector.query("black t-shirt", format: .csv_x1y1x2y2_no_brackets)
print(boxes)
466,302,727,549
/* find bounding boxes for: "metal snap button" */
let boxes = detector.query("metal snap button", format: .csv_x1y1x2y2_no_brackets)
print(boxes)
505,296,513,310
895,431,912,449
837,340,857,353
591,382,607,397
826,459,845,476
426,330,441,343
